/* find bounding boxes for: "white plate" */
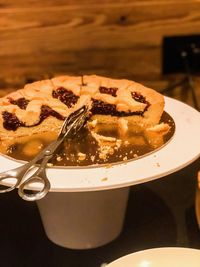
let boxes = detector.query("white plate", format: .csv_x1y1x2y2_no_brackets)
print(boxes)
0,97,200,192
107,247,200,267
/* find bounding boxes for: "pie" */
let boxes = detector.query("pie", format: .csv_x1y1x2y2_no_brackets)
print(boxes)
0,75,167,140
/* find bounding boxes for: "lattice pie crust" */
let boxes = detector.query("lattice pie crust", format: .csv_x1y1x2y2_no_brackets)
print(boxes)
0,75,166,140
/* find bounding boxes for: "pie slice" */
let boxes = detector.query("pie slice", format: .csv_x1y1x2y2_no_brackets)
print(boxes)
82,75,164,128
0,75,166,141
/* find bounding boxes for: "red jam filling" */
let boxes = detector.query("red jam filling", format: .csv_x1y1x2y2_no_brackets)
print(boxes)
2,106,65,131
99,87,118,97
2,111,25,131
52,87,79,108
8,97,30,110
91,99,143,116
39,105,65,122
131,92,150,112
2,91,150,131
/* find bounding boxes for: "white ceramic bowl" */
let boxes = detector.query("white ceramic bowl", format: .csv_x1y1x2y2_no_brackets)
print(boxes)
107,247,200,267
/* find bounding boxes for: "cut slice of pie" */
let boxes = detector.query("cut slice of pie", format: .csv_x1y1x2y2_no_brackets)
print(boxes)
0,75,166,140
82,75,164,128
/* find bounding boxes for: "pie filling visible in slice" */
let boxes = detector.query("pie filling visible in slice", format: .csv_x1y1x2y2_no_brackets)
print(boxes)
2,105,65,131
0,75,167,140
91,99,144,116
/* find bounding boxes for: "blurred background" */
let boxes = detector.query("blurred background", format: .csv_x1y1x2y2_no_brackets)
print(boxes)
0,0,199,109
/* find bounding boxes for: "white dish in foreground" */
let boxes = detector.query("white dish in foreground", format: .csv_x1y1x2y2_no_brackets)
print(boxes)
0,97,200,192
107,247,200,267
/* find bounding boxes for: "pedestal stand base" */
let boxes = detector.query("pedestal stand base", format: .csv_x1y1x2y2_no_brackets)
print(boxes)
37,187,130,249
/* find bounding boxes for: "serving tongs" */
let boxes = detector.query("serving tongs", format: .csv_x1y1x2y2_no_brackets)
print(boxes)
0,106,89,201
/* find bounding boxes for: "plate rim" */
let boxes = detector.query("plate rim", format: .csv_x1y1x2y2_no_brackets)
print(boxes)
107,247,200,266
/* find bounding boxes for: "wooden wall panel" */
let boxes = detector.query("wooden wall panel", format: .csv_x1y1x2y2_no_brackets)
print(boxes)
0,0,200,86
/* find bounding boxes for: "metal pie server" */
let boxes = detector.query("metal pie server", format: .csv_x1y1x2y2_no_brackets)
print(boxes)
0,105,89,201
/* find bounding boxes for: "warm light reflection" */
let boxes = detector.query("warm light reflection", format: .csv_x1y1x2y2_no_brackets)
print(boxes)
139,260,151,267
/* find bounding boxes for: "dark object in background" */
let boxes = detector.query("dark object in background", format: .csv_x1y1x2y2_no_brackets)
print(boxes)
162,34,200,111
162,34,200,75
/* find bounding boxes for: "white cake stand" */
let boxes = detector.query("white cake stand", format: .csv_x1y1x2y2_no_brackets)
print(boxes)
0,97,200,249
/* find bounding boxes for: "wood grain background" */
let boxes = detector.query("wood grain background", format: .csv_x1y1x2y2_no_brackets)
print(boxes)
0,0,200,88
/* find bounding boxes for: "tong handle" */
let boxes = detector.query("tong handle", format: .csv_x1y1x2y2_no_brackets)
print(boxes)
17,154,51,201
0,105,88,199
17,106,88,201
18,174,50,201
0,172,19,193
0,164,31,193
